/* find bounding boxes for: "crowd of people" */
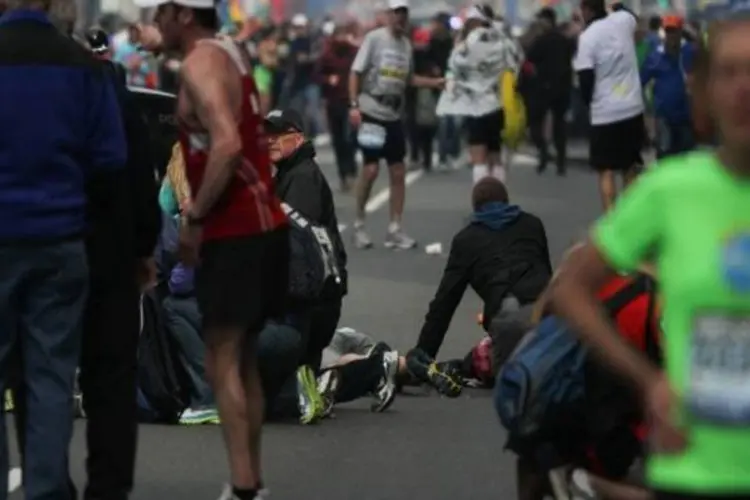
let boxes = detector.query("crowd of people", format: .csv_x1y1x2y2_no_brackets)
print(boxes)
0,0,748,498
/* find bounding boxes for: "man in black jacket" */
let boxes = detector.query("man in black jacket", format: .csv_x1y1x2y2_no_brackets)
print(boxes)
411,177,552,361
266,108,347,370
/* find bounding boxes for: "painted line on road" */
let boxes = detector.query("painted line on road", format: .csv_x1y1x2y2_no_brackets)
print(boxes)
365,169,424,214
8,467,21,493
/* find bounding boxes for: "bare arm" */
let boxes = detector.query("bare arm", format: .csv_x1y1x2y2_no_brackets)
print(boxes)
182,49,243,220
348,71,361,105
411,74,443,88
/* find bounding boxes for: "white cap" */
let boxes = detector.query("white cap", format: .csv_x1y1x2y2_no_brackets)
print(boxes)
388,0,408,10
133,0,214,8
291,13,308,26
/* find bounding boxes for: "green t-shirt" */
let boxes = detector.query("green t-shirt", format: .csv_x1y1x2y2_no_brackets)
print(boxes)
593,151,750,494
253,65,272,96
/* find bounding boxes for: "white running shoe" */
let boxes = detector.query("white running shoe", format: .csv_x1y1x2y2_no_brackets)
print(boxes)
371,350,399,412
353,227,373,249
384,229,417,250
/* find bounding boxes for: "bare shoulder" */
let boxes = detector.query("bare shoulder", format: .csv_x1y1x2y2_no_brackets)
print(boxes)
181,43,233,85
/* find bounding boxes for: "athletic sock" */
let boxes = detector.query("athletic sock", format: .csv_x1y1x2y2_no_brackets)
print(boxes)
491,165,506,183
472,164,489,184
387,221,400,233
354,219,365,229
232,487,258,500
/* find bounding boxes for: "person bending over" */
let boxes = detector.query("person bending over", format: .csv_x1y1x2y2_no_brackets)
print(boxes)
407,177,552,382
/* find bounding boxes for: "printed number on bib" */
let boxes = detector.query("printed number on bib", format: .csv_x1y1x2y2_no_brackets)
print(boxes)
358,123,387,149
687,314,750,425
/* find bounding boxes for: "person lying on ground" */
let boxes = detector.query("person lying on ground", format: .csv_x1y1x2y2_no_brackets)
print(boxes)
406,177,551,388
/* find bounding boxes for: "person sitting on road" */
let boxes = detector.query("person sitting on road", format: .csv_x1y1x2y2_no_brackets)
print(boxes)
406,177,552,389
158,144,219,425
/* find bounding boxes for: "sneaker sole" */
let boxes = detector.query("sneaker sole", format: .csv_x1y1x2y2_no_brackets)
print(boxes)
180,416,221,425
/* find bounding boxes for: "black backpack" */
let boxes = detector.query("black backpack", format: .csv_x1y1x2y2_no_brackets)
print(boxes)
137,290,190,423
283,203,343,302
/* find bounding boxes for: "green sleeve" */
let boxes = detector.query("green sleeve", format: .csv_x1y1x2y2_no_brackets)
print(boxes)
592,167,668,271
159,178,179,217
254,66,272,95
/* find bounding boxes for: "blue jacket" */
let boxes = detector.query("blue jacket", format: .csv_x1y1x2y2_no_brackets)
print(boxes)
0,10,126,242
640,42,695,125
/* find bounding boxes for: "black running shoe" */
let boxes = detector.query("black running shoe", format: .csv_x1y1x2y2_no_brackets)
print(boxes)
405,348,462,398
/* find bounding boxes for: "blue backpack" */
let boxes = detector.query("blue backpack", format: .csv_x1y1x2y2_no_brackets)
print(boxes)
494,276,655,441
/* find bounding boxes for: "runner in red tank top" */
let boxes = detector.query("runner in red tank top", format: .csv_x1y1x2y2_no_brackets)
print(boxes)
137,1,289,498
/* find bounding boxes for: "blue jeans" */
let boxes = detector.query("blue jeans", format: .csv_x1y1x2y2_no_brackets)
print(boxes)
656,118,695,159
0,241,88,500
438,116,461,162
258,314,309,420
162,295,214,408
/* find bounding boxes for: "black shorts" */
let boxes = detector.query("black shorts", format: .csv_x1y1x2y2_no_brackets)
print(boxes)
358,113,406,166
589,113,645,172
655,492,750,500
465,109,504,153
196,227,289,334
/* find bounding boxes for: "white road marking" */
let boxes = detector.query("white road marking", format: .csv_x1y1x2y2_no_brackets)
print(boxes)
8,467,21,493
365,169,424,214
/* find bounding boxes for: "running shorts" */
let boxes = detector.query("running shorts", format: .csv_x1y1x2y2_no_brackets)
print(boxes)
358,113,406,166
196,227,289,335
465,109,504,153
589,113,646,172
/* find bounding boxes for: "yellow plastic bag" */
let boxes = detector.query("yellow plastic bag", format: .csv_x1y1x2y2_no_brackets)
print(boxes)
500,70,527,150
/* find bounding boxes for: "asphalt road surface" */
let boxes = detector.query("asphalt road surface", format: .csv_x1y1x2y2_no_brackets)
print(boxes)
7,144,602,500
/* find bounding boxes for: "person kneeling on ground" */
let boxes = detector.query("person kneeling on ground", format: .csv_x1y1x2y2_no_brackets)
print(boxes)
406,177,552,393
158,144,219,425
259,108,350,424
512,247,659,500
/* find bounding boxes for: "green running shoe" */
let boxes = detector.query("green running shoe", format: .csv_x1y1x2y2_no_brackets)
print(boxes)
296,365,325,425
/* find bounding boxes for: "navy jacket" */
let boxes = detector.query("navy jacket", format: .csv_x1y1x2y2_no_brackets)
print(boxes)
0,10,126,242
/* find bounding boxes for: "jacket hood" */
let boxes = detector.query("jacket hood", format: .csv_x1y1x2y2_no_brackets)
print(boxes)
472,201,521,231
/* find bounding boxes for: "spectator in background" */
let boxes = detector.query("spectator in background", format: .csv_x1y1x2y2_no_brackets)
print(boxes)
525,7,576,176
640,14,695,159
81,24,163,500
254,26,279,114
114,24,158,88
429,12,460,170
319,24,359,192
408,27,440,172
284,14,324,138
0,0,127,497
158,144,218,425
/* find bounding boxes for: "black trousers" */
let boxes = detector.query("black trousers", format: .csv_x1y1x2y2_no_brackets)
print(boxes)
326,101,356,182
332,354,383,403
14,281,141,500
304,297,343,371
528,92,569,171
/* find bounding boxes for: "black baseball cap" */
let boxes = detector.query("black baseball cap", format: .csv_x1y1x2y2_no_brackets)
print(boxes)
264,108,305,134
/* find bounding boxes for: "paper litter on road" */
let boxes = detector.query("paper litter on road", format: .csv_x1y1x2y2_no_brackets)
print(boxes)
424,242,443,255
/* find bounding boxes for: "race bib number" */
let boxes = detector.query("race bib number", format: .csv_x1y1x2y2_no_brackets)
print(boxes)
357,123,386,149
687,314,750,425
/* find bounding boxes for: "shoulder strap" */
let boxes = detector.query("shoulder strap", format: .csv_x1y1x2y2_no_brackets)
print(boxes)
601,275,650,317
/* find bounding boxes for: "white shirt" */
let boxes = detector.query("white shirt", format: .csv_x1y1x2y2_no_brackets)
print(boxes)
573,11,644,126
